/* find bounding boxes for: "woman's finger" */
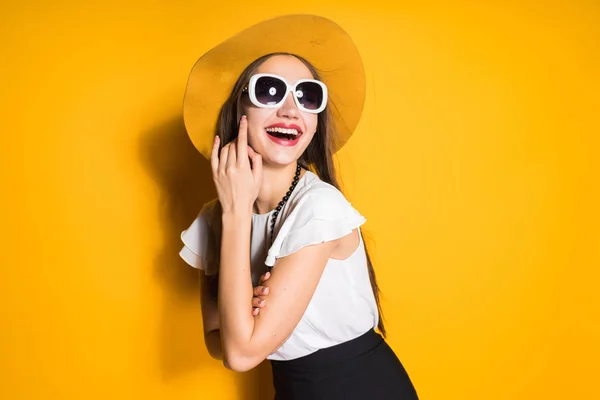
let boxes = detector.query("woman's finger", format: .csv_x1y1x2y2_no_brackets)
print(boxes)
252,296,266,308
253,285,269,297
259,272,271,284
247,145,263,181
219,144,229,173
237,115,249,165
226,139,237,169
210,136,220,173
252,307,260,316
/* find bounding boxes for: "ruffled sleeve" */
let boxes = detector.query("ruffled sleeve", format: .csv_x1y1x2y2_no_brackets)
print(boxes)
265,186,366,267
179,200,220,275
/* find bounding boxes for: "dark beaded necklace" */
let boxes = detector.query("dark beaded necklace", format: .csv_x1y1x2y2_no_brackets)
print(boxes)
269,163,302,246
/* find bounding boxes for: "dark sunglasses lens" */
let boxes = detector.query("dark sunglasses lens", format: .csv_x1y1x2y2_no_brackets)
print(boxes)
255,76,287,106
295,81,324,110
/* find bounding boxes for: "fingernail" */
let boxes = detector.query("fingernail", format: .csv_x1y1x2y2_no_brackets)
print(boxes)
241,115,247,121
262,287,269,294
259,299,265,306
265,272,270,278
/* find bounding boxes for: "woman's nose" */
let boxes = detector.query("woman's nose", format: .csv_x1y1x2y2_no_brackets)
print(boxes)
276,91,300,119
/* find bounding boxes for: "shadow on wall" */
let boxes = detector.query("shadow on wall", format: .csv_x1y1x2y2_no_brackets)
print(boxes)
138,116,274,399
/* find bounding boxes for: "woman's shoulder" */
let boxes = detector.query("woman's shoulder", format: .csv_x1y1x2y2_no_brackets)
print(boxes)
196,198,222,229
291,170,355,212
180,198,222,273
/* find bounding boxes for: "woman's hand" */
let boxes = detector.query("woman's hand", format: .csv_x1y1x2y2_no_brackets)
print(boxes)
252,272,271,316
211,115,263,215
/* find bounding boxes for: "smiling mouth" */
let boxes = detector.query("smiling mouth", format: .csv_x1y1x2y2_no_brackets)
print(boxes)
265,126,303,141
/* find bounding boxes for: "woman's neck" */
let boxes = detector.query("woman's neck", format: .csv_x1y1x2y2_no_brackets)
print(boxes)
253,162,305,214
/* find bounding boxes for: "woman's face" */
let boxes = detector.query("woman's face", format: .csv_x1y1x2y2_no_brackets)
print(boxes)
242,55,319,167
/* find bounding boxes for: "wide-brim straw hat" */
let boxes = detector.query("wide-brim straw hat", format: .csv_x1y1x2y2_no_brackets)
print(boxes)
183,14,366,159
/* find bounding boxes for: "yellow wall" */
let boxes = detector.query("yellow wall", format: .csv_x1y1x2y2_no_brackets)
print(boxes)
1,1,598,399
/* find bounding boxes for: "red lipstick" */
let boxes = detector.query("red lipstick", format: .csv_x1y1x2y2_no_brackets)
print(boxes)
265,123,303,133
264,122,303,147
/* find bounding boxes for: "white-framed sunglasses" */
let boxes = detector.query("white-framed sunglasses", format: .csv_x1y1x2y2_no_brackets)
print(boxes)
243,73,328,114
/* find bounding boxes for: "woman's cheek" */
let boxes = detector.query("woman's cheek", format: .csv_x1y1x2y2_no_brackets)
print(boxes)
305,120,318,140
308,115,318,133
247,125,261,147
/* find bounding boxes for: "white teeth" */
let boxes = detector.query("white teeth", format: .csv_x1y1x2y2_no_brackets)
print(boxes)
265,127,300,135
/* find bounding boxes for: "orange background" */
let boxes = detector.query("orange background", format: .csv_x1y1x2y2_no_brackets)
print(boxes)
1,1,598,399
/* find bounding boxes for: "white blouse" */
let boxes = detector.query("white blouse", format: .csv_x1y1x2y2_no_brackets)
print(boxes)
179,170,379,361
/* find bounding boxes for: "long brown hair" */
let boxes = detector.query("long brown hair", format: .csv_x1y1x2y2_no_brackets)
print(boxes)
216,53,386,337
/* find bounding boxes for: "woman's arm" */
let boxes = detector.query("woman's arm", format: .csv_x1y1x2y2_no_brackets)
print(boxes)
200,270,272,361
219,211,337,372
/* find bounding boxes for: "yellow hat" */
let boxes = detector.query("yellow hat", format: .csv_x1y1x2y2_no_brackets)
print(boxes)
183,14,366,159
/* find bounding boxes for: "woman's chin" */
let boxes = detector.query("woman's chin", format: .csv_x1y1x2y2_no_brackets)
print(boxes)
265,156,300,168
260,150,304,167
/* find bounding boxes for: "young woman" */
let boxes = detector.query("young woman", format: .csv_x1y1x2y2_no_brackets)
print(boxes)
179,15,419,399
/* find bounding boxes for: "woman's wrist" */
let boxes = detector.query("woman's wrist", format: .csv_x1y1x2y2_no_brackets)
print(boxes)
221,208,253,225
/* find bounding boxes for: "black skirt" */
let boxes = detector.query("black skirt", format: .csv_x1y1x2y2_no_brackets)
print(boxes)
270,329,419,400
